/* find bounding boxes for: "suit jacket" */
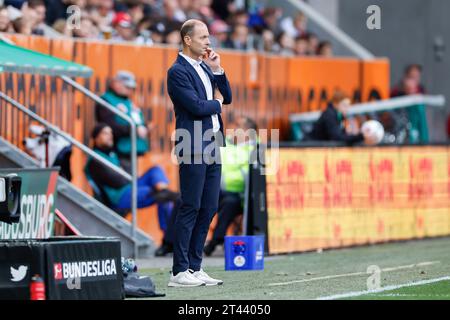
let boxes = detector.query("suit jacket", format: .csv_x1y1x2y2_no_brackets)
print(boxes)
167,54,232,156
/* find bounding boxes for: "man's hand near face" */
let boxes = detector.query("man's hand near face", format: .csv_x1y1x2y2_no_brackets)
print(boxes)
203,48,223,73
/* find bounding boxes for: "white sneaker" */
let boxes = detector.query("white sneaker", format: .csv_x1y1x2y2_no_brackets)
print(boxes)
190,269,223,286
168,270,206,287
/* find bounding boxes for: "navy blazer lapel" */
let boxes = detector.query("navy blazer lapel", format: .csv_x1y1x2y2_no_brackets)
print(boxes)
200,63,215,84
177,54,208,98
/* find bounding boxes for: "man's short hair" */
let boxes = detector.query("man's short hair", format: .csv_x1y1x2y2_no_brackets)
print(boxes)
331,90,349,106
91,123,110,139
28,0,45,8
405,64,422,75
180,19,203,46
242,117,258,131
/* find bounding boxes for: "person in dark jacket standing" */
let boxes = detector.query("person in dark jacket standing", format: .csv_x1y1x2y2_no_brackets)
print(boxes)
166,19,232,287
309,90,368,145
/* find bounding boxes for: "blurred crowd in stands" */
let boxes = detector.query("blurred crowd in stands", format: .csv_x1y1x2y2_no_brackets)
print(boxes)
0,0,333,56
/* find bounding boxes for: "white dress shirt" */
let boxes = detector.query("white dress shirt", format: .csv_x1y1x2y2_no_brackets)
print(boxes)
179,52,223,133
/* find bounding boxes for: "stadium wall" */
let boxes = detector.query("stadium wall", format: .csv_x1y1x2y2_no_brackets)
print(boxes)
0,33,389,243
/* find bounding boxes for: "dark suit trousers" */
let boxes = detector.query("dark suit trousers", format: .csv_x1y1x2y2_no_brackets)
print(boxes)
173,156,221,275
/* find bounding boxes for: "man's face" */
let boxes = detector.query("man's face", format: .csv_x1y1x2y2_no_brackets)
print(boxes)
336,98,351,115
99,0,113,11
166,31,181,45
185,23,211,58
295,39,308,55
95,126,114,149
34,5,46,24
294,14,307,31
408,68,421,83
233,25,248,44
403,77,419,95
74,18,95,38
111,79,134,98
65,0,86,7
116,25,135,41
235,13,249,26
215,31,227,42
308,36,319,52
0,9,10,31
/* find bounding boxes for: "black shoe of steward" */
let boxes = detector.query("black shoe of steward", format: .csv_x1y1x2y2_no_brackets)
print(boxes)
154,242,173,257
203,240,219,257
152,189,180,203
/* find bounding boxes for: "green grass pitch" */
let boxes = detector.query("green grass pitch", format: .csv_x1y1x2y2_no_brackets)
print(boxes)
139,237,450,300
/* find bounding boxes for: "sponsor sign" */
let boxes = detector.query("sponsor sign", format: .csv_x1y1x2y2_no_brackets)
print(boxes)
0,168,58,240
266,147,450,254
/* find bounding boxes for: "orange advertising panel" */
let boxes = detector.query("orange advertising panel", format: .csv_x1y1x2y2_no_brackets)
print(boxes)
266,146,450,254
362,58,390,101
288,58,361,112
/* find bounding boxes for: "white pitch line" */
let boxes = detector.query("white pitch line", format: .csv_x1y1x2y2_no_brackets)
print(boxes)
316,275,450,300
267,261,440,287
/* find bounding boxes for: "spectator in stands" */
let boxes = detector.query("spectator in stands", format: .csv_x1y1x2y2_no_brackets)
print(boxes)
274,31,295,56
260,28,275,52
147,20,165,44
24,0,63,37
402,76,429,143
188,0,216,24
95,70,150,173
209,19,230,48
2,0,334,58
4,0,27,9
294,34,309,56
317,40,333,57
72,15,99,38
280,11,308,39
446,115,450,142
261,7,282,34
0,5,14,32
11,4,38,35
45,0,87,26
3,2,30,34
135,16,158,45
390,64,429,143
204,116,258,256
162,0,186,24
84,123,179,243
211,0,236,21
124,0,145,26
309,90,374,145
307,32,319,55
405,64,426,93
111,11,136,42
391,64,426,97
87,0,115,32
228,8,248,27
51,17,72,36
164,27,181,46
223,23,248,50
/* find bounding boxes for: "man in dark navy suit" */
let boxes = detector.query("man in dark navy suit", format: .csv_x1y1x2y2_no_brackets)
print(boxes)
167,19,232,287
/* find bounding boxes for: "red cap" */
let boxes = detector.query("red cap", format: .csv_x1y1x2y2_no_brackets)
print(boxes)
112,12,132,28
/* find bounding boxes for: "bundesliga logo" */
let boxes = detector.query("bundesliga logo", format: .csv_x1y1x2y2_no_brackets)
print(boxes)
53,259,117,280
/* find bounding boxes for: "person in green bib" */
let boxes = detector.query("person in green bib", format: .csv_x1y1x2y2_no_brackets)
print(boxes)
203,116,258,256
95,70,150,173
